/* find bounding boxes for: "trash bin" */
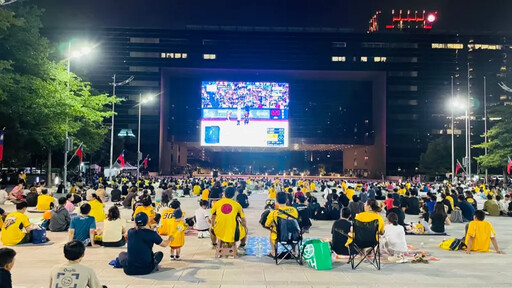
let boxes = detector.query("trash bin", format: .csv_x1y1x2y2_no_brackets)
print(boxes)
302,239,332,270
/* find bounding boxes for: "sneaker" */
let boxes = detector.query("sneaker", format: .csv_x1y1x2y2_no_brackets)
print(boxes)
238,244,246,254
211,243,217,250
170,255,176,261
175,255,180,261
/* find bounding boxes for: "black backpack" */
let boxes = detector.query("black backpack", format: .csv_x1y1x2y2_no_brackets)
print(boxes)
259,209,272,229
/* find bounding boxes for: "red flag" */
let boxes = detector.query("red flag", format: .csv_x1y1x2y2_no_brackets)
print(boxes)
455,162,462,174
143,156,148,169
117,152,125,168
75,146,83,163
0,131,4,162
507,157,512,175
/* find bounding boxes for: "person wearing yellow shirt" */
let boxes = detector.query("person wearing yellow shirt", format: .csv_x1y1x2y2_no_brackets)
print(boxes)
193,184,201,196
88,194,106,223
268,186,276,199
354,199,385,236
345,187,355,201
465,210,504,254
201,188,210,201
1,202,36,246
310,182,316,192
210,187,247,251
265,192,299,256
168,209,186,260
36,189,55,211
133,196,160,225
397,187,406,196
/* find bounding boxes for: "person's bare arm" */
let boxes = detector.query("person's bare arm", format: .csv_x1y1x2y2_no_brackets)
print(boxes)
465,236,474,254
68,229,75,242
491,237,504,254
445,217,451,225
159,236,173,247
90,229,99,247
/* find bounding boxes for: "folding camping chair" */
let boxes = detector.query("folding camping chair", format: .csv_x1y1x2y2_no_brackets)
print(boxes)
348,219,381,270
273,211,303,265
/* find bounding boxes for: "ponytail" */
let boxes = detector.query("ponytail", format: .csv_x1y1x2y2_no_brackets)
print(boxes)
387,212,399,226
367,199,381,213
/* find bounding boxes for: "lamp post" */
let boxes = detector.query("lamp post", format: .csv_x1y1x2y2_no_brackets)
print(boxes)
108,75,134,181
64,41,93,189
0,0,19,5
137,93,158,180
466,62,472,181
483,76,488,184
448,85,466,184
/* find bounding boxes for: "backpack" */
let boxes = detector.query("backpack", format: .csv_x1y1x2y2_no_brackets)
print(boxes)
259,209,271,229
450,207,464,223
439,237,467,251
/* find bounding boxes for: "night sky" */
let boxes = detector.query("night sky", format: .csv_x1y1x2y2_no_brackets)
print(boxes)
35,0,512,33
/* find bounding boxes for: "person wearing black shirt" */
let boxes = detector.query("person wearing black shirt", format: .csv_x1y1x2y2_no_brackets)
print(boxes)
429,202,450,233
0,247,16,288
293,195,311,233
338,191,350,208
121,183,129,196
402,192,420,215
111,185,122,202
236,190,249,208
25,188,38,207
331,208,353,256
386,200,406,227
209,182,223,199
441,194,453,214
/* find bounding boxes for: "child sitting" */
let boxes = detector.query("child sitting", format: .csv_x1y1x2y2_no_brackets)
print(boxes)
194,200,211,238
382,213,408,263
49,241,104,287
0,248,16,288
169,209,186,260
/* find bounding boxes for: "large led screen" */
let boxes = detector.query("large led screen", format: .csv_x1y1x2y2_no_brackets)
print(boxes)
200,81,289,147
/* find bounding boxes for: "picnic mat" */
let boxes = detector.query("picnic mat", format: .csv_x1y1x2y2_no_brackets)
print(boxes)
406,232,447,236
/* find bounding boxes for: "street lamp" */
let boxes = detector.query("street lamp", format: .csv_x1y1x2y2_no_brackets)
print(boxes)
447,77,467,183
0,0,19,5
63,41,94,190
137,93,159,180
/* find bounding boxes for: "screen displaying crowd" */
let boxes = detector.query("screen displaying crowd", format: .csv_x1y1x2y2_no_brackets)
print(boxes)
201,81,289,109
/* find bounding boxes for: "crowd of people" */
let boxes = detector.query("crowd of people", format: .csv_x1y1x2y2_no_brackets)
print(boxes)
0,174,509,287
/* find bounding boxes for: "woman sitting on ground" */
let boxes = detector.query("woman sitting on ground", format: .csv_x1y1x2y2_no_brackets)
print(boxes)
100,206,127,247
425,202,450,234
88,194,106,223
382,213,408,263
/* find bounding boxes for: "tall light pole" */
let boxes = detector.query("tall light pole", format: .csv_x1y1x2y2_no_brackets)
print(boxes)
466,62,472,182
64,41,93,189
137,93,158,180
0,0,19,5
451,76,455,183
484,76,488,184
108,75,134,181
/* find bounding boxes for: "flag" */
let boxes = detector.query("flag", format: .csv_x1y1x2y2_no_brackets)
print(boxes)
0,130,4,162
117,151,125,168
75,145,83,163
143,154,149,169
507,157,512,175
455,160,462,174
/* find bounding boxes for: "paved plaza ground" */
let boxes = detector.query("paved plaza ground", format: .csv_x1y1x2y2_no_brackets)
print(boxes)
1,190,511,288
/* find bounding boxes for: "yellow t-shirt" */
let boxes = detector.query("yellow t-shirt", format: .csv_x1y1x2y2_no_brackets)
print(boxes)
398,188,406,196
211,198,246,243
310,182,316,191
354,211,385,234
346,189,355,201
201,189,210,201
341,182,347,192
1,211,31,246
265,205,298,241
446,195,455,210
465,220,496,252
193,185,201,195
169,219,186,248
88,199,106,222
158,208,186,235
133,205,156,220
268,187,276,199
36,194,55,211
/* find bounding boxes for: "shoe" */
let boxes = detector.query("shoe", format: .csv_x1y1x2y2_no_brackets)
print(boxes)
170,255,175,261
387,255,397,262
175,255,180,261
211,243,217,250
238,244,246,254
411,253,422,263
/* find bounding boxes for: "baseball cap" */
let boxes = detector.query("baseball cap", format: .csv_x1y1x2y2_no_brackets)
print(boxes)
135,212,149,226
172,209,183,219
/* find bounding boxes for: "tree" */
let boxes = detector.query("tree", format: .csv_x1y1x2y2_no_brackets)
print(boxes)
474,105,512,172
419,136,465,176
0,5,120,178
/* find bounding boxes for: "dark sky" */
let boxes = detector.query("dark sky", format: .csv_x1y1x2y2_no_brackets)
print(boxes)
35,0,512,33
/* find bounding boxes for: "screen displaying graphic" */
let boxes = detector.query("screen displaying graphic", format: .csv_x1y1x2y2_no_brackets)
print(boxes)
200,81,289,147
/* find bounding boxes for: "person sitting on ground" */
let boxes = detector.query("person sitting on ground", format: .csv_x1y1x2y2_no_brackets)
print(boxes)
382,213,408,263
118,212,172,275
49,197,71,232
95,184,107,202
36,188,55,211
111,185,122,202
384,193,394,211
440,193,453,214
24,187,38,207
122,187,137,209
420,204,429,222
49,241,105,287
0,185,8,205
265,192,299,257
347,195,365,218
496,195,507,215
386,200,406,227
8,183,25,203
88,193,106,223
331,208,353,256
0,248,16,288
101,206,126,247
294,195,312,233
194,200,211,238
65,194,76,214
425,195,437,214
210,187,248,252
1,202,36,246
457,194,475,222
402,192,420,215
338,190,350,208
68,203,100,247
427,202,450,234
354,199,385,235
133,194,160,226
465,210,504,254
483,195,500,216
465,191,478,210
236,190,249,209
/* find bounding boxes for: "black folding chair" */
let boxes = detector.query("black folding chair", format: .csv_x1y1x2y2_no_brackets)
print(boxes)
348,219,381,270
274,214,303,265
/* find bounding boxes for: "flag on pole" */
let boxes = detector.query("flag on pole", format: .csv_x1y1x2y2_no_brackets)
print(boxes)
455,160,462,174
507,156,512,175
75,144,83,163
117,151,125,168
143,154,149,169
0,130,4,162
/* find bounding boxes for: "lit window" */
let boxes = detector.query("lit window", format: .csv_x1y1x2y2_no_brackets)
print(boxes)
130,51,159,58
473,44,502,50
500,66,507,71
203,54,216,60
161,53,187,59
500,95,508,100
361,56,368,62
130,37,159,44
374,57,387,62
432,43,463,49
331,56,346,62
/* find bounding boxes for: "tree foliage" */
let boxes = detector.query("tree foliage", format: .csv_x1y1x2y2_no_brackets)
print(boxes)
474,105,512,171
419,136,465,176
0,5,120,166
